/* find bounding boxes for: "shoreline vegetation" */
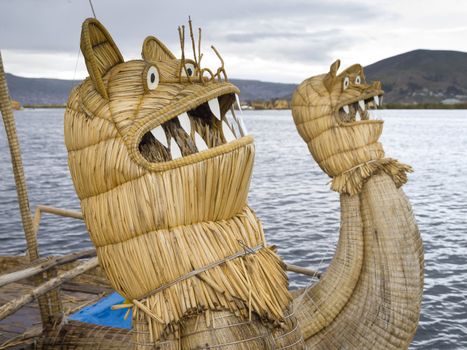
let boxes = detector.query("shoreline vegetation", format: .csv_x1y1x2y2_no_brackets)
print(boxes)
12,101,467,110
23,103,67,109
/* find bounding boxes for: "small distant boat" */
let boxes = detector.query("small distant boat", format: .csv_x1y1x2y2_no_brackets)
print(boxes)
10,100,21,110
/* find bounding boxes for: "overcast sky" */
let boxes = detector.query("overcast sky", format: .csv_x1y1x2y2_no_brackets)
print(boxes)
1,0,467,83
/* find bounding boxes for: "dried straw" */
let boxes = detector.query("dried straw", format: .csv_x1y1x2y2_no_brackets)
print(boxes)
298,174,424,349
291,60,412,195
291,61,424,349
65,18,301,348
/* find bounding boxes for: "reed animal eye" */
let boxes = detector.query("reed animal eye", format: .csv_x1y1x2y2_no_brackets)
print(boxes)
355,75,361,84
146,66,159,90
182,63,196,77
343,76,350,90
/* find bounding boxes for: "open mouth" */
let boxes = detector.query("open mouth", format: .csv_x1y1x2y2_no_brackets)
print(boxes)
338,94,383,123
139,93,247,163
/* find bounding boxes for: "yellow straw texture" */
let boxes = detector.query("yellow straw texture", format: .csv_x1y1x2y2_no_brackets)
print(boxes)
291,62,423,349
291,69,412,195
64,18,302,348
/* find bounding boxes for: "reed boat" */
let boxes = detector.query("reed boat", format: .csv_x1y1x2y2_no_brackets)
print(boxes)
0,17,423,349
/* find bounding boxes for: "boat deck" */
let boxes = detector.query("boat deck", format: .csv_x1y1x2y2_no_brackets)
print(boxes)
0,255,114,349
0,256,310,349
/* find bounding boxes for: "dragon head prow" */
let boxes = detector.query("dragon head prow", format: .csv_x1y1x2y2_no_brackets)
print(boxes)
322,59,384,124
292,60,411,194
77,18,249,174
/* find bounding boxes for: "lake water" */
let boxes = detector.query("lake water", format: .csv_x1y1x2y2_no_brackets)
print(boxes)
1,108,466,348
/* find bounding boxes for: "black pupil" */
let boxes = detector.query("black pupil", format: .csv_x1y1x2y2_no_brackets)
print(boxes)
187,68,193,76
150,73,155,83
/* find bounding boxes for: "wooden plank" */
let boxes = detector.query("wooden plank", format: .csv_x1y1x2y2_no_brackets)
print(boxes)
0,249,96,288
61,281,113,295
285,263,322,278
0,258,98,320
0,256,115,348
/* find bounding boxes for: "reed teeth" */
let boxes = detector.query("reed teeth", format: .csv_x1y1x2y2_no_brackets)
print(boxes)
337,95,382,123
229,107,247,136
237,114,247,136
194,132,209,151
208,98,221,120
356,110,361,121
170,138,182,159
222,121,236,142
225,107,247,137
150,125,168,148
235,94,243,113
178,112,191,135
358,100,365,110
225,109,239,138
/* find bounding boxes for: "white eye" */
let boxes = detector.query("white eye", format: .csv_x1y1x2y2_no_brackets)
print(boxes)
343,76,350,90
146,66,159,90
355,75,361,84
181,62,196,77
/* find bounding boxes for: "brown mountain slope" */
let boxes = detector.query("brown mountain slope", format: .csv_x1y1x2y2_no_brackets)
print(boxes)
6,49,467,105
364,49,467,104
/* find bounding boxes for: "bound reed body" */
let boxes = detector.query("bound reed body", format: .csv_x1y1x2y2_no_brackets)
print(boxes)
65,18,303,348
291,61,424,349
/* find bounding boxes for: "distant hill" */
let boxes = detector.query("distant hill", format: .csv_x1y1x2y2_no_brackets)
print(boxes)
6,49,467,105
229,79,297,102
5,73,80,105
5,73,295,105
364,49,467,104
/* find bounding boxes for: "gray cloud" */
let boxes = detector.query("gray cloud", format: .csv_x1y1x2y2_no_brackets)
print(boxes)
1,0,464,82
0,0,379,53
224,29,343,43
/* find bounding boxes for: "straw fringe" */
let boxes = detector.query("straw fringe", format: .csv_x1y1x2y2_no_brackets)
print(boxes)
331,158,413,195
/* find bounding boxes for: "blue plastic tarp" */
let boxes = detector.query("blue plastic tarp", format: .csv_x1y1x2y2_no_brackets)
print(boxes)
69,292,132,329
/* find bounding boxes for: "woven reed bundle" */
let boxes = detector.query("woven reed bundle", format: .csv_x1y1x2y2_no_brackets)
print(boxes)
291,61,424,348
65,18,302,348
41,321,131,349
291,60,412,196
131,308,304,349
300,173,424,349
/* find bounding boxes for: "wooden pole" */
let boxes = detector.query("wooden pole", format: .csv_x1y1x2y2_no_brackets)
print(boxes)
32,205,82,234
0,53,39,263
0,325,41,350
285,263,321,279
0,257,99,321
36,205,83,220
0,51,62,324
0,248,95,288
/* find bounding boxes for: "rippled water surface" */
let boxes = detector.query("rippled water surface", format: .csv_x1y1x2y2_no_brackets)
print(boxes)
1,109,466,348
